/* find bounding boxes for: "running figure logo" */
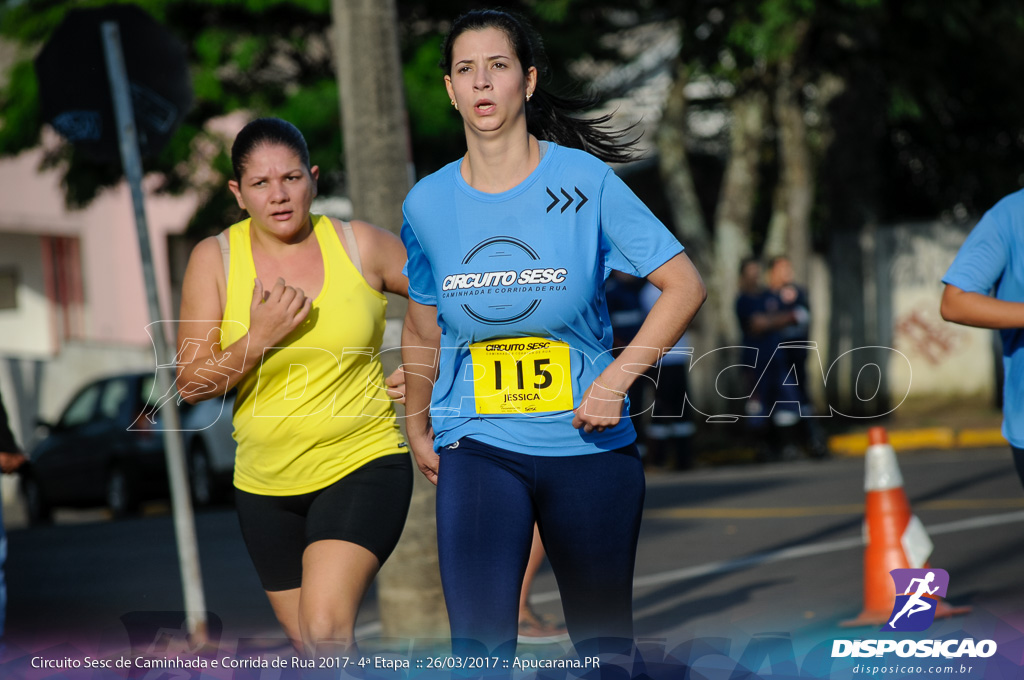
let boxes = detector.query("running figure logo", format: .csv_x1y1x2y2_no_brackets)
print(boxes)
883,568,950,632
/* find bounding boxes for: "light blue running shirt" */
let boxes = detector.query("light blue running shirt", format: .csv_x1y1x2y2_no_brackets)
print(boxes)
942,187,1024,448
402,142,683,456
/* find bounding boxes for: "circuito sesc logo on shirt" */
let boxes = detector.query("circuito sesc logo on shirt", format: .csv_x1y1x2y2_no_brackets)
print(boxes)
441,237,569,325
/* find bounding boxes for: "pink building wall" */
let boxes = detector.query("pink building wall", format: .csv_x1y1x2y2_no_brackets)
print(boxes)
0,135,199,348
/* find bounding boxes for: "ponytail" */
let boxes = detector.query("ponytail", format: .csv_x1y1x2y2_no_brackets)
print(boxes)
525,88,640,164
441,9,641,164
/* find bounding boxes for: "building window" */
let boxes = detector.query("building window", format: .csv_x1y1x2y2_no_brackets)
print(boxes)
41,236,85,340
0,269,16,310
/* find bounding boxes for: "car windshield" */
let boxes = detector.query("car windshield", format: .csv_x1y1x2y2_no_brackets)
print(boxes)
99,379,130,421
58,383,102,428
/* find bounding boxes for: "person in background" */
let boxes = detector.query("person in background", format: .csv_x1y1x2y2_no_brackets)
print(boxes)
766,256,826,458
516,526,568,644
0,390,27,641
606,270,648,352
766,256,810,393
735,257,802,460
605,270,651,456
640,280,696,470
941,188,1024,491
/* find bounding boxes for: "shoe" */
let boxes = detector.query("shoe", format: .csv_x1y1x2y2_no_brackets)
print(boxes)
517,610,569,645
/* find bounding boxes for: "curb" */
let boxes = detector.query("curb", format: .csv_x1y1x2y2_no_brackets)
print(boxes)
827,427,1006,457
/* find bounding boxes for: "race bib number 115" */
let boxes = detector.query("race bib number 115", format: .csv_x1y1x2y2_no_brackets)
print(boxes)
469,337,575,415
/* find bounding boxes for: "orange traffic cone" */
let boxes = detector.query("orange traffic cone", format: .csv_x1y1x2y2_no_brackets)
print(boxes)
840,426,970,627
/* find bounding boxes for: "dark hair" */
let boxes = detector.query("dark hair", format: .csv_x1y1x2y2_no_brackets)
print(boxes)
440,9,640,164
739,256,761,276
231,117,311,180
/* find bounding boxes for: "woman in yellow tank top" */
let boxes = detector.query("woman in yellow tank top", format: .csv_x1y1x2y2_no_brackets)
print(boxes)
175,118,411,656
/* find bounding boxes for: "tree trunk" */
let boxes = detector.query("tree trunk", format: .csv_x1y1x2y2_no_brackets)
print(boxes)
764,23,813,284
333,0,413,237
657,61,710,257
655,59,717,400
713,89,768,343
819,47,888,416
331,0,447,639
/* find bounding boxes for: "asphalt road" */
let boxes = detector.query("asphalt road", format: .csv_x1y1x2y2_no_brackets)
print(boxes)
629,446,1024,641
5,446,1024,673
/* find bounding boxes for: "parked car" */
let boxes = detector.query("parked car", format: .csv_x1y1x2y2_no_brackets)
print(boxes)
20,372,236,523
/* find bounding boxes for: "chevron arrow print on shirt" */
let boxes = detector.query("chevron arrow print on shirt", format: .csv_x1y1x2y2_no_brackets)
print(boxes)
545,186,589,214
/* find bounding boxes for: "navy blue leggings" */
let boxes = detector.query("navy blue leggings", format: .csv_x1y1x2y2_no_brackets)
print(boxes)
436,437,645,657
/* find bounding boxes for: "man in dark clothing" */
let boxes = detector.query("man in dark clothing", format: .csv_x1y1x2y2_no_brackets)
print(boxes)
767,256,827,458
0,390,26,638
735,257,803,459
767,256,811,402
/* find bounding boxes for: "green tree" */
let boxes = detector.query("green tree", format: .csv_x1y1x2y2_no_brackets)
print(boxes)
0,0,621,227
0,0,340,233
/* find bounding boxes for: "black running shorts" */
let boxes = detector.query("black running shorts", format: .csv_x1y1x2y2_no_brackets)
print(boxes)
235,453,413,591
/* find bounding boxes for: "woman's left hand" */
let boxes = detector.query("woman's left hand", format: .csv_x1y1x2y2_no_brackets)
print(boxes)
571,382,626,433
384,366,406,404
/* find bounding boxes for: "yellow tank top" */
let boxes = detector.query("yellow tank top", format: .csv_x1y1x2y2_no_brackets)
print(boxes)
220,215,407,495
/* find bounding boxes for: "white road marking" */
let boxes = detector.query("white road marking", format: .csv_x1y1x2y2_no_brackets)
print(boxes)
529,510,1024,604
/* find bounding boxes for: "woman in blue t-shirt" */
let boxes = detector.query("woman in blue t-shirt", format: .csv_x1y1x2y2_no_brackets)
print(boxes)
941,189,1024,490
401,8,706,659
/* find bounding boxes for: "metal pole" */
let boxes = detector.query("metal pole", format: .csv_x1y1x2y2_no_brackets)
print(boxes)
101,21,207,643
